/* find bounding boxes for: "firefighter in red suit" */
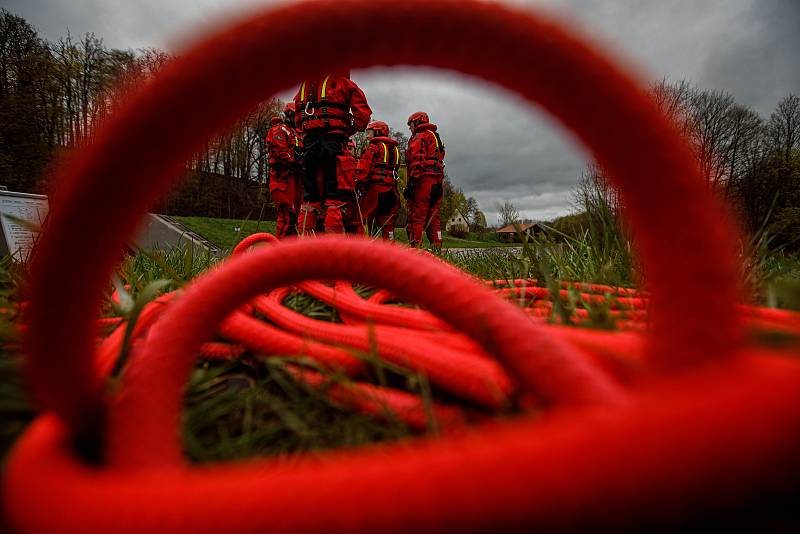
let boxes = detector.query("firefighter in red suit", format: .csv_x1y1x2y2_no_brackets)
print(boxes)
357,121,402,240
405,111,446,248
342,139,361,234
266,102,303,237
293,73,372,234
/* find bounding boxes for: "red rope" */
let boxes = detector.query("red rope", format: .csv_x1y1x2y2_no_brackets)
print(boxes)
5,0,798,532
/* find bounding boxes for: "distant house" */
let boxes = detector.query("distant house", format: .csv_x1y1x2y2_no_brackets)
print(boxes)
496,222,545,243
446,210,469,233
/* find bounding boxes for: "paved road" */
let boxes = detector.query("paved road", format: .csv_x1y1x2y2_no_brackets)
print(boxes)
445,247,522,255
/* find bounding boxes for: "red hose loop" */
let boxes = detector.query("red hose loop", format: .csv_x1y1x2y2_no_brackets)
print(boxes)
218,310,366,374
288,366,468,431
23,0,742,435
231,231,280,254
108,238,625,468
254,287,514,410
236,233,457,331
7,358,800,533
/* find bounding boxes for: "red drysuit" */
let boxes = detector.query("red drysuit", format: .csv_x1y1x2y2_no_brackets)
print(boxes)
406,122,445,247
293,74,372,234
266,116,303,237
357,136,402,240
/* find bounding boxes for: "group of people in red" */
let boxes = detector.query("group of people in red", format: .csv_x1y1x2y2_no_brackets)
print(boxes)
265,73,446,248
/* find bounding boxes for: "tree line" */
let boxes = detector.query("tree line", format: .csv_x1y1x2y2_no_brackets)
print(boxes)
0,9,283,219
565,80,799,251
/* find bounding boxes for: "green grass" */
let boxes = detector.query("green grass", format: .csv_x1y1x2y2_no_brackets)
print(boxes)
184,358,415,463
174,215,514,250
386,227,516,249
442,235,517,249
0,257,34,460
175,216,277,251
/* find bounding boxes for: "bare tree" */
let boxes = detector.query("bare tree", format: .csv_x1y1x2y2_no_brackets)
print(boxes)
768,94,800,161
688,89,738,189
574,163,620,216
498,200,520,227
651,78,693,137
464,196,479,228
652,81,768,200
722,104,764,197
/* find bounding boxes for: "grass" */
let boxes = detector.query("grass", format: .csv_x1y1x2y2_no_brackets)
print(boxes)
174,215,515,250
387,227,517,249
185,358,413,463
174,216,277,251
0,257,34,460
1,224,799,464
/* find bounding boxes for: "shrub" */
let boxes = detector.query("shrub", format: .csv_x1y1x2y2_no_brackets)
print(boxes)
448,226,469,239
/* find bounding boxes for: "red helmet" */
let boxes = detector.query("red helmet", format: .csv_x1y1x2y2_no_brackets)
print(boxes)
270,116,282,125
282,101,296,123
407,111,429,131
367,120,389,137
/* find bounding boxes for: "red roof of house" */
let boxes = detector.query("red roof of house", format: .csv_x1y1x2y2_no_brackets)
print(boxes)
496,223,539,233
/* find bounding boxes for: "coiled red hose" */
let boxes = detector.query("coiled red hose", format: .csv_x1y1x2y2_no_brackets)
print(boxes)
5,0,799,532
235,232,454,331
252,287,515,409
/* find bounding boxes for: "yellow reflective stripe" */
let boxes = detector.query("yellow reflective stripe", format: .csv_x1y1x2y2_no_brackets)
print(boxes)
382,143,388,163
300,81,306,101
280,125,299,146
321,75,331,99
394,146,400,164
429,131,440,150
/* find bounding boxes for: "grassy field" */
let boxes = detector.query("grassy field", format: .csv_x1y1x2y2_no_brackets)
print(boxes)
174,216,515,251
174,216,278,250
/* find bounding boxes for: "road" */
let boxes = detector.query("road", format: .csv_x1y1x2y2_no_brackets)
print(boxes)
444,247,523,255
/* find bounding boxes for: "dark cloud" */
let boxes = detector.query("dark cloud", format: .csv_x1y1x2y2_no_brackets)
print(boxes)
697,0,800,115
3,0,796,222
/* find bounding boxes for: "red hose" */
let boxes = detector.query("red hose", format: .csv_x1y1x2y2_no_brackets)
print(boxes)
97,282,468,431
7,357,800,532
218,310,366,374
6,0,795,532
288,366,467,432
106,238,624,468
235,233,454,331
253,287,516,409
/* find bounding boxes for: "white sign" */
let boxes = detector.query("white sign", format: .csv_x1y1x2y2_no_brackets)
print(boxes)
0,191,49,261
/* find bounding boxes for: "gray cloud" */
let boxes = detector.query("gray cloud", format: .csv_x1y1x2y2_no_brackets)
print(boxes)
4,0,797,222
697,0,800,115
349,69,589,220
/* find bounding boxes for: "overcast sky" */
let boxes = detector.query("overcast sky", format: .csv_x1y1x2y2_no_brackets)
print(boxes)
4,0,798,223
